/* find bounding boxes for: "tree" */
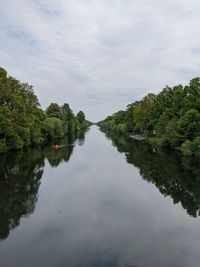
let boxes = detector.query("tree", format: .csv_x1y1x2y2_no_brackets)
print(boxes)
133,94,155,133
178,109,200,141
76,111,85,124
0,67,90,153
46,103,63,120
99,77,200,157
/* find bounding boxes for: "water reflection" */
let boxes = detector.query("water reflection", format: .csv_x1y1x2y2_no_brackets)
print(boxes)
104,132,200,217
1,126,200,267
0,130,87,241
0,150,44,240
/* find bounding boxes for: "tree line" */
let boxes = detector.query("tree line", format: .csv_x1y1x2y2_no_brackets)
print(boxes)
98,78,200,157
0,67,91,153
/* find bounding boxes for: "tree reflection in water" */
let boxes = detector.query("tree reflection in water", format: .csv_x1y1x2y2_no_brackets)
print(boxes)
0,150,44,240
104,132,200,217
0,129,87,241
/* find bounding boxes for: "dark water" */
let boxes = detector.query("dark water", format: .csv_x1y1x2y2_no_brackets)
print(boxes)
0,126,200,267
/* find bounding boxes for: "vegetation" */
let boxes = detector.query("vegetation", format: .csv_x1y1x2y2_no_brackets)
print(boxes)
98,78,200,157
0,67,91,153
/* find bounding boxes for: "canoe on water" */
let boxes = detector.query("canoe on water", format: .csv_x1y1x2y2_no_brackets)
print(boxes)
51,144,65,149
51,144,74,149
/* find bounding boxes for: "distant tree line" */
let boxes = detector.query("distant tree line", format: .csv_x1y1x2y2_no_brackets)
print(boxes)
0,67,91,153
98,78,200,157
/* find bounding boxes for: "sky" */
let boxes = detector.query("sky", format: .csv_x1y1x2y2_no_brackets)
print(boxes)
0,0,200,121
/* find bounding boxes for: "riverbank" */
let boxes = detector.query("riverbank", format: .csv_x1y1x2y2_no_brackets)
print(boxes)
0,67,91,154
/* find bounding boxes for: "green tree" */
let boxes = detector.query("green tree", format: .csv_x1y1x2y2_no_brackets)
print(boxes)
133,94,155,133
46,103,63,120
0,67,90,153
76,111,85,124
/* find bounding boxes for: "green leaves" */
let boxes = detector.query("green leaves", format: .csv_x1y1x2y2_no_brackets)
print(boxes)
133,93,155,132
43,117,64,139
0,67,89,153
46,103,63,120
0,67,44,152
76,111,85,124
99,77,200,157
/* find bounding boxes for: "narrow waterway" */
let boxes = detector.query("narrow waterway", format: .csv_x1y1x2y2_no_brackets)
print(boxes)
0,126,200,267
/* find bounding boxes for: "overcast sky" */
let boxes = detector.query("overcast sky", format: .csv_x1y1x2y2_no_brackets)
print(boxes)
0,0,200,121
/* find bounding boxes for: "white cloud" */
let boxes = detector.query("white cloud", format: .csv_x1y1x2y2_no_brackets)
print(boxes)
0,0,200,121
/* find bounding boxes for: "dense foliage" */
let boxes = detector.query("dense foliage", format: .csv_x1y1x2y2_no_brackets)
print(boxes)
0,67,90,153
98,78,200,157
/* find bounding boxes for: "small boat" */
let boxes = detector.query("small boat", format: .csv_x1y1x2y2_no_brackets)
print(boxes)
51,144,64,149
51,143,75,149
129,134,146,141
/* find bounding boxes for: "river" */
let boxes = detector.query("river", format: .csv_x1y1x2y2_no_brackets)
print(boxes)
0,126,200,267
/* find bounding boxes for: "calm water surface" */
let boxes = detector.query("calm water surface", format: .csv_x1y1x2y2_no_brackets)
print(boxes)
0,126,200,267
